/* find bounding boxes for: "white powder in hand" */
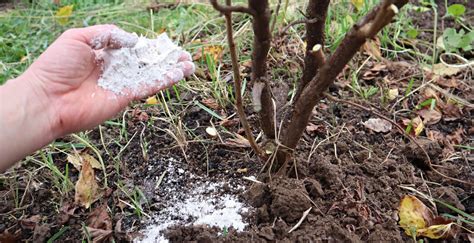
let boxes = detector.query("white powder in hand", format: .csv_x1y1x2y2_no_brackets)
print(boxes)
97,33,183,95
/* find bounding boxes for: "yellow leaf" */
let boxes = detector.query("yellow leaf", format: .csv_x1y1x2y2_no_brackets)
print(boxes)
75,159,99,209
145,96,158,105
414,117,424,136
398,195,433,237
55,5,74,25
387,88,399,100
351,0,364,11
204,45,223,62
67,152,102,171
417,223,455,239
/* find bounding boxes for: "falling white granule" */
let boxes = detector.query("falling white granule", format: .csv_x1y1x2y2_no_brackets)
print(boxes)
97,33,183,95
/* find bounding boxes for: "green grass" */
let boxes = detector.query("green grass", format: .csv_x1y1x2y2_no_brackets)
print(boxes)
0,0,434,237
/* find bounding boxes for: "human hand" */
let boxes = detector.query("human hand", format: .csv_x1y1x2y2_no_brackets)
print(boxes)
23,25,194,137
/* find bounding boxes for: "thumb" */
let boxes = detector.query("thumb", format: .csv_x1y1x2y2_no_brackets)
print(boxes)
61,25,138,49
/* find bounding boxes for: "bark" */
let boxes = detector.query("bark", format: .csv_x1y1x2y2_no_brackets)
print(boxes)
248,0,275,139
279,0,408,171
294,0,330,101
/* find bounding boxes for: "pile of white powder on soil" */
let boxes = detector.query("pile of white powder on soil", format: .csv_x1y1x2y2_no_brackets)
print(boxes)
97,32,183,95
136,158,250,243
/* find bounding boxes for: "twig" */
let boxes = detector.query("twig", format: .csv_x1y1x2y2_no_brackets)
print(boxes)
279,17,319,35
270,0,282,33
223,0,266,158
210,0,255,16
288,207,312,233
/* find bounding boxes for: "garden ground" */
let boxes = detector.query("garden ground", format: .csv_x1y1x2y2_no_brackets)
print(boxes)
0,0,472,242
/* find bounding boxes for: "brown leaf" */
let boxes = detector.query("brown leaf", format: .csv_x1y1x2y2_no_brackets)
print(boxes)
417,109,442,125
33,224,50,243
225,133,250,148
306,123,324,133
431,63,463,77
436,77,459,88
440,103,462,121
427,130,444,142
363,118,392,133
201,98,220,110
75,159,100,209
67,152,102,171
362,39,383,60
87,204,112,230
84,227,112,243
20,215,41,230
57,203,77,225
446,128,464,145
219,118,239,127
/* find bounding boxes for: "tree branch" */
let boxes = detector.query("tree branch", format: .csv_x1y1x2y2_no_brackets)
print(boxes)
294,0,330,101
248,0,275,139
282,0,408,152
210,0,255,16
223,0,266,158
279,17,320,36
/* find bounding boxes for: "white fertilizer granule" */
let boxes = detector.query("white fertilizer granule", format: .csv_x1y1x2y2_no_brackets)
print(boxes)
97,33,184,95
136,159,249,243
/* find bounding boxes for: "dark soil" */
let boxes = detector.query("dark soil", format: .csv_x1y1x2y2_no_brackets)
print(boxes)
1,1,473,242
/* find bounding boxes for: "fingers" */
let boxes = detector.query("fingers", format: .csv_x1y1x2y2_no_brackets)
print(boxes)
90,28,139,50
61,25,138,49
177,61,195,77
176,51,195,77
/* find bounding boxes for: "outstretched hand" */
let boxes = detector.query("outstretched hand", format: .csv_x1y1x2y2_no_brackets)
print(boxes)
26,25,194,137
0,25,194,170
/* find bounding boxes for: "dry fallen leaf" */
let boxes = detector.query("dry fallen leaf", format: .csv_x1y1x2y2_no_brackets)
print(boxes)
446,128,464,145
398,195,456,239
363,118,392,133
431,63,463,77
145,96,158,105
387,88,399,100
75,159,100,209
55,5,74,25
417,109,442,125
399,195,434,236
362,39,383,60
225,133,250,148
194,45,223,62
417,223,456,239
33,224,50,243
20,215,41,230
84,227,112,243
306,123,324,133
67,153,102,171
201,98,220,110
413,117,425,136
87,204,112,231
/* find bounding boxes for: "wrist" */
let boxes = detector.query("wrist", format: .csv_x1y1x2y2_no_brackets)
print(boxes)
6,73,57,142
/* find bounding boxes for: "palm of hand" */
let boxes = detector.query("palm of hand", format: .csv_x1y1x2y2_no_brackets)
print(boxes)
28,30,129,136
